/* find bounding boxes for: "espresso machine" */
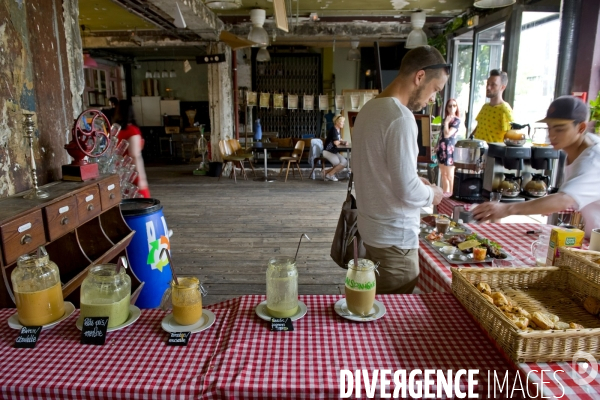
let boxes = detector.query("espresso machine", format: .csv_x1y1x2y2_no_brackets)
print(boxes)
483,143,559,202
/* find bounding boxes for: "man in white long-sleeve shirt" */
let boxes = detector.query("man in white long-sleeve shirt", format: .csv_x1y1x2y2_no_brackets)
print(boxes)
352,46,446,294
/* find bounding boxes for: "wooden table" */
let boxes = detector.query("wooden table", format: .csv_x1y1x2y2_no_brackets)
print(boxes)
1,294,596,399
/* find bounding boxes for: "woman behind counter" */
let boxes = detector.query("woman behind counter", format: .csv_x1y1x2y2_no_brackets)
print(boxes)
114,101,151,198
322,114,349,182
436,99,461,195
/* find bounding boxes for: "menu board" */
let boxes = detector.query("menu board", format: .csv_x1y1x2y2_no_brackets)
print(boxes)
260,93,270,108
288,94,298,110
335,95,344,110
318,95,329,111
273,94,284,109
303,95,314,111
247,92,257,107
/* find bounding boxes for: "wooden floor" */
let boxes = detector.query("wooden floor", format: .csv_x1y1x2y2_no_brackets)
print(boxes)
147,165,348,305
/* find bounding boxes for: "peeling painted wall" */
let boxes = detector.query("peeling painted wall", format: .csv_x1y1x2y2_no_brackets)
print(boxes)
0,0,74,198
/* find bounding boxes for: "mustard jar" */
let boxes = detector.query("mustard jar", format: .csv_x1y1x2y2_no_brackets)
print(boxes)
80,264,131,328
11,246,65,326
266,257,298,318
160,277,207,326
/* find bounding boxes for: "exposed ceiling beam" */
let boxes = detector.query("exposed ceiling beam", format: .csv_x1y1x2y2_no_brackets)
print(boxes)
227,21,414,41
145,0,224,40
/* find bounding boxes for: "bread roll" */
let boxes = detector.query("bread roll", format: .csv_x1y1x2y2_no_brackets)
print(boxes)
513,306,531,319
492,292,508,307
583,296,600,315
476,282,492,296
544,313,560,324
482,293,494,304
531,312,554,330
554,321,570,330
514,317,529,330
569,322,584,329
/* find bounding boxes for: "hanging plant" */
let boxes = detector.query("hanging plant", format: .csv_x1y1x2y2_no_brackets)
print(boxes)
428,15,466,56
590,91,600,133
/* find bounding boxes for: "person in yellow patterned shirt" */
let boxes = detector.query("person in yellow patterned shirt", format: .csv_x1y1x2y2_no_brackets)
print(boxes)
472,69,513,143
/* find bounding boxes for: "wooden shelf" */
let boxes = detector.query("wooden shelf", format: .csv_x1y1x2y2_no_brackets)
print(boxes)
0,176,140,308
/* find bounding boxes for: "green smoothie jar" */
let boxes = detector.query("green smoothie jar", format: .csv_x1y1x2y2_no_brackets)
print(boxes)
80,264,131,328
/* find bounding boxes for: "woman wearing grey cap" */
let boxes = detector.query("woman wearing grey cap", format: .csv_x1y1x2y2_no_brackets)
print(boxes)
473,95,600,238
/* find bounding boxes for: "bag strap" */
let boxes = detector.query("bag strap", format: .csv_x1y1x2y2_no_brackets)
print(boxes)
346,172,354,200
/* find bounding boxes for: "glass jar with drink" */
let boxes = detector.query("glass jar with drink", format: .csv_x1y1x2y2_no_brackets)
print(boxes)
266,257,298,318
161,277,206,325
80,264,131,328
345,259,376,316
435,216,451,235
11,246,65,326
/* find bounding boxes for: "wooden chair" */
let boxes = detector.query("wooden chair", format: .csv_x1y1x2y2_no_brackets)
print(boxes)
278,141,305,182
218,140,246,183
228,139,257,177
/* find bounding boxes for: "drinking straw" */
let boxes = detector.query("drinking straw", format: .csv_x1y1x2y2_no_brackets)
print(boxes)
294,233,311,262
160,248,178,285
352,236,358,269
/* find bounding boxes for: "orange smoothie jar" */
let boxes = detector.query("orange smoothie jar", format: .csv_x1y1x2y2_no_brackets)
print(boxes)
12,247,65,326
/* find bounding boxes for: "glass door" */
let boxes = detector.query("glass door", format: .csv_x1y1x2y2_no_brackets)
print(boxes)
467,22,505,135
512,12,560,126
448,30,474,140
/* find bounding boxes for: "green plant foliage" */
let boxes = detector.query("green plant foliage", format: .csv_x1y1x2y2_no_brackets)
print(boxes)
591,91,600,133
428,15,466,56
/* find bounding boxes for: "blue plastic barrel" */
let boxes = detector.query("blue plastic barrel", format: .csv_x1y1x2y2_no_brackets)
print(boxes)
120,199,172,309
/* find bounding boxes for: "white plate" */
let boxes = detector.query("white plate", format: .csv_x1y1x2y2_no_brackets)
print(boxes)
334,298,386,322
8,301,75,331
161,309,216,334
255,300,307,322
76,305,141,333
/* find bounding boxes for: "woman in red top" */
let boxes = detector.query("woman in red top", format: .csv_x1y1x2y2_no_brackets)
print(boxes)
114,101,151,198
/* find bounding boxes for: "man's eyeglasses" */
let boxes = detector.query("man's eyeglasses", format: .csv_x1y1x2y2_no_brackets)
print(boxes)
422,63,452,74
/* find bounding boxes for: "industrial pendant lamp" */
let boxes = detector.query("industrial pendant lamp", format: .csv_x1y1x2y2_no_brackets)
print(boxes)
248,9,270,47
162,61,169,78
153,62,160,79
205,0,242,10
347,41,361,61
474,0,516,8
405,11,428,49
256,47,271,62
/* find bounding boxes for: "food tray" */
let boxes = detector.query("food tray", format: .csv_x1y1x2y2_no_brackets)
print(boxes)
451,250,600,362
420,233,514,264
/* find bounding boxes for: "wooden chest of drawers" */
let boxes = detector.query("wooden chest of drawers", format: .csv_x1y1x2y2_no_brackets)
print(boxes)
0,175,141,307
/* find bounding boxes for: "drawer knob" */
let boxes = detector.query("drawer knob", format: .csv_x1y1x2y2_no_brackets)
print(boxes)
21,234,32,245
87,204,94,211
61,217,69,225
109,193,116,200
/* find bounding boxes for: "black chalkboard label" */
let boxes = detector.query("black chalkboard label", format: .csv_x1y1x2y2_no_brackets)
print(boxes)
14,326,42,348
167,332,191,346
80,317,109,345
270,318,294,332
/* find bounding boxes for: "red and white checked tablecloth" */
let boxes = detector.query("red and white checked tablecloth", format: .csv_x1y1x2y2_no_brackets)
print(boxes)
0,294,598,399
417,222,542,294
436,197,576,220
0,294,518,399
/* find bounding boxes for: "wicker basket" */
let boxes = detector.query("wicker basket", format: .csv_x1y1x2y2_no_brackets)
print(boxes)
452,250,600,363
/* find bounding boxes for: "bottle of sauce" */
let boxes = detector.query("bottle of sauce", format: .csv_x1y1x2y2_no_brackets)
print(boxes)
266,257,298,318
345,259,376,316
12,246,65,326
80,264,131,328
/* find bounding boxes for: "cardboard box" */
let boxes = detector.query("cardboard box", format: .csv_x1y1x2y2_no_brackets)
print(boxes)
546,226,585,265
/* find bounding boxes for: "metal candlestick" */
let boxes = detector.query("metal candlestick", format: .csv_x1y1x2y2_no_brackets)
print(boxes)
23,114,49,199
